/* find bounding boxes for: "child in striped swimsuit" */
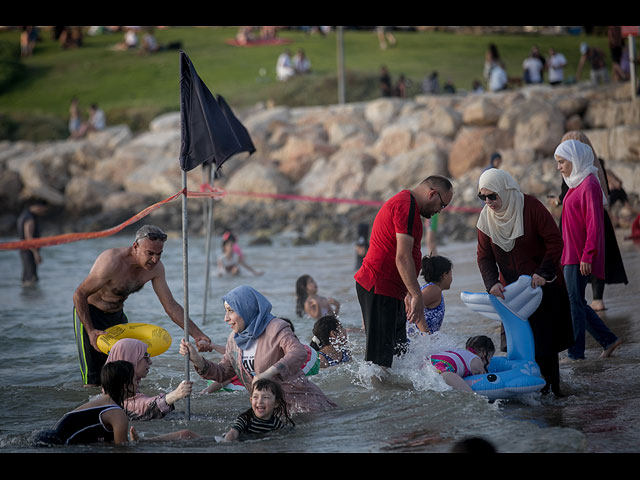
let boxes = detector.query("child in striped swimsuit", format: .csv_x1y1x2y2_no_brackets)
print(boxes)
222,378,294,442
430,335,496,392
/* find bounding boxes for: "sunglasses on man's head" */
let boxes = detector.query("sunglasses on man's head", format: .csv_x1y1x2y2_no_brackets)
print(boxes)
477,193,498,202
137,232,167,242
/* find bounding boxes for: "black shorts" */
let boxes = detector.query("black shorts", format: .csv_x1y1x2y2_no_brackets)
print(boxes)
356,282,408,368
73,304,127,386
20,250,38,283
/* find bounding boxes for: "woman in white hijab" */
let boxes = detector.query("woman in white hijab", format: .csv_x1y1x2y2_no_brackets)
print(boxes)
476,168,574,395
554,139,621,360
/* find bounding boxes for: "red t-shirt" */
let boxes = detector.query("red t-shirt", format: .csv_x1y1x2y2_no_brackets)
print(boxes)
355,190,423,300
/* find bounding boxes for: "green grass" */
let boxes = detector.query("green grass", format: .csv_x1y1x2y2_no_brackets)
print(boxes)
0,26,610,137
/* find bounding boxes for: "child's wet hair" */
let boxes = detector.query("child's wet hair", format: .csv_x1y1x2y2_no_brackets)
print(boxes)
465,335,496,358
421,255,452,283
310,315,340,350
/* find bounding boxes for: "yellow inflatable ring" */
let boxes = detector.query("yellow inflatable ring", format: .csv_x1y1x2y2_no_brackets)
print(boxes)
97,323,172,357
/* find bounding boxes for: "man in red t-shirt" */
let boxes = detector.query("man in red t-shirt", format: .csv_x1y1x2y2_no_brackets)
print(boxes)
355,176,454,368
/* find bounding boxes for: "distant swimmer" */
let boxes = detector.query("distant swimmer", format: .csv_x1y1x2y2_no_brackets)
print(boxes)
295,275,340,320
73,225,213,387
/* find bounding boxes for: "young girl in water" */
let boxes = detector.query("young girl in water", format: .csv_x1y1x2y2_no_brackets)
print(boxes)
407,255,453,338
222,378,295,442
295,274,340,320
310,316,352,368
34,361,136,446
429,335,496,392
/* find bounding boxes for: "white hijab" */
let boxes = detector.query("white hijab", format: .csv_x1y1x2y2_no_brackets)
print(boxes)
476,168,525,252
554,139,607,204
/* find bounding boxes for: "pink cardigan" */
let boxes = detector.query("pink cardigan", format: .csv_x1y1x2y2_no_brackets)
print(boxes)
561,174,605,279
195,318,336,414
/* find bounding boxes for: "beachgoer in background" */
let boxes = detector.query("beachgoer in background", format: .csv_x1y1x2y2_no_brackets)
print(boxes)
180,285,337,413
310,316,352,368
20,26,38,57
608,26,627,82
576,42,609,85
555,140,621,361
355,223,370,270
222,378,295,442
425,214,438,256
105,338,193,420
33,361,136,446
430,335,495,392
355,175,453,369
422,71,440,94
484,43,507,92
73,224,213,387
476,168,574,395
376,26,397,50
16,199,48,287
73,103,106,138
219,230,263,276
394,74,408,98
548,47,567,86
522,45,545,84
380,65,392,97
407,255,452,339
295,274,340,320
68,97,82,137
293,48,311,74
276,49,295,81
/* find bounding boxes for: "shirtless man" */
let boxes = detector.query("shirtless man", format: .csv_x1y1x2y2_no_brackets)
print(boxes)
73,225,213,386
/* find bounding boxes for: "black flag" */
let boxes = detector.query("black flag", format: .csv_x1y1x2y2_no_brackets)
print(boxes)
179,50,255,172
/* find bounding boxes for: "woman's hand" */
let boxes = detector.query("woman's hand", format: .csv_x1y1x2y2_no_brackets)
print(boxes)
580,261,592,276
489,282,505,299
530,273,547,288
165,380,193,405
179,339,205,370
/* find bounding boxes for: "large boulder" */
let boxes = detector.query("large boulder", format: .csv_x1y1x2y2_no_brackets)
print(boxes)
448,126,513,178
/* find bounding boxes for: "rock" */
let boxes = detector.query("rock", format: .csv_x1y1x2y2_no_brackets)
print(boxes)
462,97,502,126
448,127,513,178
366,142,449,198
222,162,292,206
64,176,119,214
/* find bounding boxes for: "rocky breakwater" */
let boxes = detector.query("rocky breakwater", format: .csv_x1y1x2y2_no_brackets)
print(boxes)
1,81,639,246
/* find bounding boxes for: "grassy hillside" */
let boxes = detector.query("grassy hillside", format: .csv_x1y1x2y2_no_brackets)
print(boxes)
0,26,610,139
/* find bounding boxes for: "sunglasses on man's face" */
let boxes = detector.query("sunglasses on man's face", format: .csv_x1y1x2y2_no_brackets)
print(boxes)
477,193,498,202
136,232,167,242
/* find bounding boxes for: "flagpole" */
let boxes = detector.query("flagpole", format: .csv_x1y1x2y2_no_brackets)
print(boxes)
181,168,191,421
202,163,215,324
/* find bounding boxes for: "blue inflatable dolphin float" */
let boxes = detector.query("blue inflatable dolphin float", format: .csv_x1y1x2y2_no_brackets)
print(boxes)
460,275,546,400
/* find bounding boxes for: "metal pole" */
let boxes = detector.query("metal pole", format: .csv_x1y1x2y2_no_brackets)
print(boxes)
337,26,346,104
181,169,191,421
202,165,215,324
630,35,637,102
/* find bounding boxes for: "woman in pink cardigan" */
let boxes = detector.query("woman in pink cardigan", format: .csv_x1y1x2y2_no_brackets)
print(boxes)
180,285,336,414
105,338,193,420
555,140,621,361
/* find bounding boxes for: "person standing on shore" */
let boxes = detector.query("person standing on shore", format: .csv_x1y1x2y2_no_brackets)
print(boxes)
355,176,453,369
73,224,213,387
554,140,621,361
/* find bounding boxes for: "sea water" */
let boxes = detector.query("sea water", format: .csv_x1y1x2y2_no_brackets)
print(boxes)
1,232,638,453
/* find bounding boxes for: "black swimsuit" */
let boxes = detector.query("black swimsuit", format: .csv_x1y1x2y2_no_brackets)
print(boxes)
35,405,122,446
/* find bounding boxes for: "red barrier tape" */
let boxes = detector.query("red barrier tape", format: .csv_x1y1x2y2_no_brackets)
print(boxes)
1,185,480,251
0,188,224,251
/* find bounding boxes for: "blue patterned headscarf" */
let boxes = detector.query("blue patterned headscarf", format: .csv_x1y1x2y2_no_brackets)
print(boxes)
223,285,276,350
